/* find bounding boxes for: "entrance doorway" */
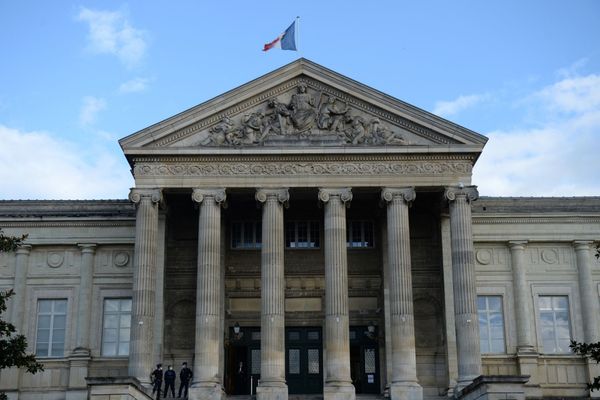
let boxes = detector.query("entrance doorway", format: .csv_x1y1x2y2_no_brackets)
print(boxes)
285,327,323,394
225,327,261,395
349,326,380,394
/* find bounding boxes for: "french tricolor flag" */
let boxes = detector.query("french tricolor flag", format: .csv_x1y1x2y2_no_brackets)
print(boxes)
263,20,297,52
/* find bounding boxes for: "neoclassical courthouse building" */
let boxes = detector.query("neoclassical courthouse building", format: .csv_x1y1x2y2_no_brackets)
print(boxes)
1,59,599,400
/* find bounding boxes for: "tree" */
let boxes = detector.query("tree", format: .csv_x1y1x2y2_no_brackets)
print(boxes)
0,230,43,400
569,243,600,391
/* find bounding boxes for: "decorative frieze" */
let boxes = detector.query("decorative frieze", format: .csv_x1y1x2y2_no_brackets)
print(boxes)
134,160,472,178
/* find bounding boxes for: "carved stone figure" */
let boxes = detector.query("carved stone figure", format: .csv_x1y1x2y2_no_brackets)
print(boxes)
241,112,264,144
370,118,408,145
289,84,317,133
263,98,291,137
208,116,239,146
318,97,349,132
345,115,370,145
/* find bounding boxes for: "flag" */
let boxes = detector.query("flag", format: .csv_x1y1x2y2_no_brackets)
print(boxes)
263,20,297,52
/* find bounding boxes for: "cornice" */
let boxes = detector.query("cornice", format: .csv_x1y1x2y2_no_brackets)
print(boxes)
0,220,135,228
472,216,600,224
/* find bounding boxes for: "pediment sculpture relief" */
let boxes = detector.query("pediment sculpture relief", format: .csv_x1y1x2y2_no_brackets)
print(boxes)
201,84,409,147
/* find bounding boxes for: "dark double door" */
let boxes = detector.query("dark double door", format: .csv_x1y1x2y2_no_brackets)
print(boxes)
285,327,323,394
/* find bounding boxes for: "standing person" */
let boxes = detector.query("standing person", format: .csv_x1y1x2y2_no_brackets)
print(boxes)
178,362,193,398
151,364,163,400
163,365,176,398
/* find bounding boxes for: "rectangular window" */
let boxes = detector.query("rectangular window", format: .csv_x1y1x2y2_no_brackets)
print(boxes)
346,220,374,248
285,221,320,249
478,295,505,354
102,298,132,356
539,295,572,354
231,221,262,249
35,299,67,358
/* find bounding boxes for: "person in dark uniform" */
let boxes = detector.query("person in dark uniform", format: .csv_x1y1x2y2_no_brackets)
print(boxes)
178,362,193,398
163,365,176,398
151,364,163,400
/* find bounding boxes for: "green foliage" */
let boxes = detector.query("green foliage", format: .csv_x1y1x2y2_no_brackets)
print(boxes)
571,340,600,391
0,231,42,400
0,229,28,253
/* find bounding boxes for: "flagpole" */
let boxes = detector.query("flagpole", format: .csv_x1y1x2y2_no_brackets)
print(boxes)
296,16,301,56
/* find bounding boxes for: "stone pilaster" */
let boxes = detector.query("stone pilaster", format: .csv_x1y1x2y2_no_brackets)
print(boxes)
256,188,289,400
444,186,481,389
574,241,600,398
509,241,541,397
11,245,31,331
190,188,226,400
318,188,355,400
509,241,535,353
381,188,422,400
128,188,162,383
72,244,96,356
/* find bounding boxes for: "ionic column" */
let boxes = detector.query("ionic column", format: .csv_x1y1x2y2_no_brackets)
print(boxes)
72,244,96,356
444,186,481,389
11,245,31,331
381,188,422,400
190,188,226,400
318,188,355,400
256,188,289,400
575,241,600,343
128,188,162,382
509,241,535,353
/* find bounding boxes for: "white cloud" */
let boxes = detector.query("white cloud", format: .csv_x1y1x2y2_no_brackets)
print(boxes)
0,125,133,199
118,77,149,94
79,96,106,127
474,72,600,196
433,93,489,117
77,7,147,68
533,73,600,114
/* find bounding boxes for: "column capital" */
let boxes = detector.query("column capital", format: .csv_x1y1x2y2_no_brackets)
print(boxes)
573,240,594,250
78,244,97,254
129,188,162,205
15,245,32,255
191,188,226,204
444,185,479,203
381,187,416,204
318,187,352,204
255,188,289,205
508,240,528,250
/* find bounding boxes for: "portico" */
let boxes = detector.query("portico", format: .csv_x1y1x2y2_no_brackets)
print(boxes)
119,59,488,400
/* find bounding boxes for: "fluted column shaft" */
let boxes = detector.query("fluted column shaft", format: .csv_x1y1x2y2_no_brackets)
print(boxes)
190,188,226,400
11,245,31,331
256,189,289,400
73,244,96,354
509,241,535,353
444,186,481,388
575,241,600,343
319,188,355,400
382,188,422,400
128,188,162,382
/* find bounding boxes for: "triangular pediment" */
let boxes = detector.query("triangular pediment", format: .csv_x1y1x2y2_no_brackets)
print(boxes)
120,59,487,156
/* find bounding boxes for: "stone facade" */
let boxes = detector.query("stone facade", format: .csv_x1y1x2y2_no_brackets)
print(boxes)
0,60,599,400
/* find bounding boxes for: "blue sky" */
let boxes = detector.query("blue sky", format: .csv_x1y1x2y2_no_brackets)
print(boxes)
1,1,599,199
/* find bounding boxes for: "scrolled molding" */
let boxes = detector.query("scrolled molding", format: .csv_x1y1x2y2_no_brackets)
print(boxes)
128,188,162,205
381,187,416,204
444,185,479,203
508,240,528,251
255,188,290,204
318,187,353,204
191,188,227,204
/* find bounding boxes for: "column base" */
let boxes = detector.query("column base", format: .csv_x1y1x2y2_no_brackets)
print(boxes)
256,381,288,400
390,382,422,400
188,383,225,400
324,382,355,400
